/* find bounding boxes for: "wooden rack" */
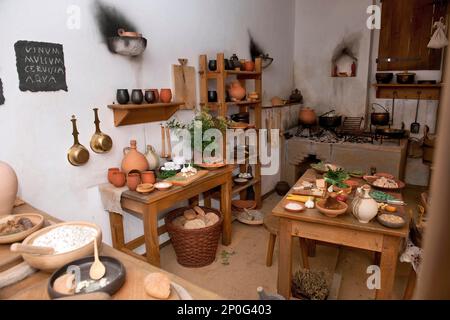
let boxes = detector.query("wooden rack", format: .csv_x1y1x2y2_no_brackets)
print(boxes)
108,102,183,127
199,53,263,207
373,83,442,100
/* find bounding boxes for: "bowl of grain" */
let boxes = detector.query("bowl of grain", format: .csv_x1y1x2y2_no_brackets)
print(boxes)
20,221,102,272
377,213,406,229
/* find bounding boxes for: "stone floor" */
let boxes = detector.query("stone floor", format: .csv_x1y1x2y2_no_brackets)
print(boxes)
160,186,425,300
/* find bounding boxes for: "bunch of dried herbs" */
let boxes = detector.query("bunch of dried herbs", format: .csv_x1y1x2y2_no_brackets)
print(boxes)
291,269,329,300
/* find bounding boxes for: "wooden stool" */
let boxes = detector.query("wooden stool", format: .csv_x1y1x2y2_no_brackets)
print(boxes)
263,213,310,268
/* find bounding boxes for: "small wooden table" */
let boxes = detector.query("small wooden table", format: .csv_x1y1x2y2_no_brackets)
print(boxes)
273,169,409,300
109,166,234,267
0,203,221,300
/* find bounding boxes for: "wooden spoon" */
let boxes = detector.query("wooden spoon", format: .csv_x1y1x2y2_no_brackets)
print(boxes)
10,243,54,255
89,238,105,280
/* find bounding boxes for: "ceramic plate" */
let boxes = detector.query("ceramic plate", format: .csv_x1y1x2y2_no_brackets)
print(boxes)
0,213,44,244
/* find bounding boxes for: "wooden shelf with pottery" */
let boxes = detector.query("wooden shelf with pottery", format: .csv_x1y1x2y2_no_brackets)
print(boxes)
373,83,442,100
200,100,261,109
199,52,263,208
108,102,184,127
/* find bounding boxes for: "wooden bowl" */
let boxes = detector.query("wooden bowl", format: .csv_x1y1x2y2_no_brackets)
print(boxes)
316,200,348,218
232,200,257,212
136,183,154,194
0,213,44,244
197,163,226,170
21,221,102,272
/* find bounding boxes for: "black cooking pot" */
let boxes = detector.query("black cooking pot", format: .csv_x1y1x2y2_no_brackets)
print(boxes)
319,110,342,128
371,103,390,126
396,72,416,84
231,112,250,123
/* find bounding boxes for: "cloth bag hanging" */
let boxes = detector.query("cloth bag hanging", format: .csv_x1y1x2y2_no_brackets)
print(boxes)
428,17,449,49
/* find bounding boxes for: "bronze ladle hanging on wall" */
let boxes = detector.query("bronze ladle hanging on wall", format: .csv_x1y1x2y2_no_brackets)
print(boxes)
68,115,90,166
90,108,113,154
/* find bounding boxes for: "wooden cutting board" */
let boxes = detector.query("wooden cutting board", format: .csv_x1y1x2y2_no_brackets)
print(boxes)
164,170,209,186
172,64,196,110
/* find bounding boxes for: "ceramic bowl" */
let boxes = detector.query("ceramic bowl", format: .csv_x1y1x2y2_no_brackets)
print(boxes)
0,213,45,244
154,182,173,191
316,200,348,218
377,213,406,229
284,202,305,213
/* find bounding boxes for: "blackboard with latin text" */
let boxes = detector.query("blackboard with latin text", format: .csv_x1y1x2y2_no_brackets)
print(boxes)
14,41,68,92
0,78,4,105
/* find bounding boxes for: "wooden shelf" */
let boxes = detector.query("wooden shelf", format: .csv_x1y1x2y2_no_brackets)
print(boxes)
373,83,442,100
200,100,261,110
108,102,183,127
211,178,261,200
199,70,261,80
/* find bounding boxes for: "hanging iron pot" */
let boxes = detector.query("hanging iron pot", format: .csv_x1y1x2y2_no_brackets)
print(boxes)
370,103,390,126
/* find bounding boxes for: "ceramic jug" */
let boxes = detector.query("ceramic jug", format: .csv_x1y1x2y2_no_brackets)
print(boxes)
145,145,160,171
0,161,18,216
351,185,378,224
121,140,149,174
228,80,246,102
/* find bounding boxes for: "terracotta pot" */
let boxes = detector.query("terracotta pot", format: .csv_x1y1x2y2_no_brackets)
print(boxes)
141,171,156,184
121,140,149,174
298,107,317,125
0,161,18,216
107,168,120,184
111,171,126,188
127,173,141,191
160,89,172,103
228,80,246,102
243,61,255,72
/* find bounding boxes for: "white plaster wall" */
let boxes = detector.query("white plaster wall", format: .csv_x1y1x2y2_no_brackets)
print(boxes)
293,0,373,117
0,0,295,245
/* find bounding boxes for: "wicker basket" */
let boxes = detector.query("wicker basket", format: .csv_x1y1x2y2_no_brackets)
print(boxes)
165,206,223,268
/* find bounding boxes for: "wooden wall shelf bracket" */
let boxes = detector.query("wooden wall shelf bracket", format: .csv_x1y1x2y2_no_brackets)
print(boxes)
108,102,184,127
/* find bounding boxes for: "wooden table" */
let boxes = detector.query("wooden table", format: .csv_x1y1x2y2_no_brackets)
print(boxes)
273,169,409,300
0,203,221,300
109,166,234,267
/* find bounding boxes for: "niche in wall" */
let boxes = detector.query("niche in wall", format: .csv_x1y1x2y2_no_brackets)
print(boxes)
331,33,360,77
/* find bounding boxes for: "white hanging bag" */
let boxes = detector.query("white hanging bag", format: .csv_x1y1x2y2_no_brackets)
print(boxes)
428,17,449,49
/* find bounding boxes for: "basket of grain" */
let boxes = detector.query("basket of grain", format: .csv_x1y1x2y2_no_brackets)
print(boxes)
165,206,223,268
19,221,102,272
